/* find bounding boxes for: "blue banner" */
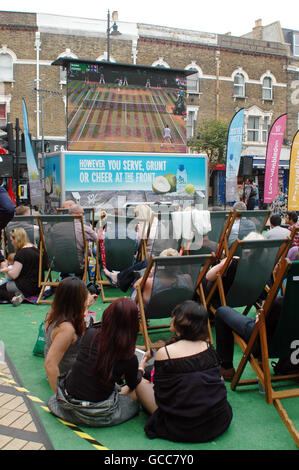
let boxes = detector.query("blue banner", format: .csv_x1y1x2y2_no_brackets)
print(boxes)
225,108,244,202
22,99,43,207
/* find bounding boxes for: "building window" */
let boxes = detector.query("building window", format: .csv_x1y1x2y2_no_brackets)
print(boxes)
0,53,13,82
262,76,273,100
234,73,245,97
247,116,260,142
294,32,299,57
262,116,270,142
187,72,200,94
0,103,6,126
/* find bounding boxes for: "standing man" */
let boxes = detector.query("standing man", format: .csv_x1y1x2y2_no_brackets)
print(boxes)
244,177,257,210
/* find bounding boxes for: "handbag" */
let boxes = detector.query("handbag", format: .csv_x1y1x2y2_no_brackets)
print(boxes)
32,320,46,357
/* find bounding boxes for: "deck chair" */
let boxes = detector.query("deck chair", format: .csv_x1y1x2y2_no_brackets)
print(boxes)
186,210,236,260
5,215,39,254
228,210,271,249
95,215,140,302
57,207,95,228
231,258,299,447
198,237,290,316
135,254,215,352
150,212,182,257
36,215,89,304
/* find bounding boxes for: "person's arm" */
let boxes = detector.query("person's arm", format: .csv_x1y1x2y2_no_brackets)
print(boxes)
205,258,227,282
0,187,15,231
0,261,23,280
44,322,75,393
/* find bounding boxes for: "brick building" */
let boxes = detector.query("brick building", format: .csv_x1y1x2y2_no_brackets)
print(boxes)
0,11,292,204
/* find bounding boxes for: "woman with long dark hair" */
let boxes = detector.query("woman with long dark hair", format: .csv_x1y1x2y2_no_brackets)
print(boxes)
44,276,88,392
136,300,233,443
47,297,147,427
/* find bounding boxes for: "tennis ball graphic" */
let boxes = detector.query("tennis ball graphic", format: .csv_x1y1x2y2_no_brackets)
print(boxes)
185,184,195,195
152,175,171,194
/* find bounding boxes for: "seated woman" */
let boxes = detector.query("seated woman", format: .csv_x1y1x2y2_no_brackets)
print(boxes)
47,297,148,428
136,300,233,443
0,227,40,306
44,277,89,391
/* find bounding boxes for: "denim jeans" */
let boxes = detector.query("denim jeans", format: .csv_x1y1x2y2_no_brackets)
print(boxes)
215,306,255,368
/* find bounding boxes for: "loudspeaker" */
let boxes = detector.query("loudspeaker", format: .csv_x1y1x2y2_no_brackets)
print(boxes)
238,156,253,177
0,154,13,177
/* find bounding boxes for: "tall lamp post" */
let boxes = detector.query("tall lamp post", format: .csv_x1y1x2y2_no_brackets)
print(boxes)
107,10,121,62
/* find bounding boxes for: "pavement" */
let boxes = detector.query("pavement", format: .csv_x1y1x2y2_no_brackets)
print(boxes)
0,355,53,450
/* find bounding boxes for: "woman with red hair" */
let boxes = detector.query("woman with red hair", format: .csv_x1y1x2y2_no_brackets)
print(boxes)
47,297,147,427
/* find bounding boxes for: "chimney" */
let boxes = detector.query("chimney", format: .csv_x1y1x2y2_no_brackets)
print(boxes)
112,11,118,22
252,19,263,40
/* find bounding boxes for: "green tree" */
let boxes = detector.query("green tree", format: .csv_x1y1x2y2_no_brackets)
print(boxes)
188,119,229,179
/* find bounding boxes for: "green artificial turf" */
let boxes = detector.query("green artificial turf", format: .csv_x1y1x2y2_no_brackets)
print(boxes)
0,284,298,451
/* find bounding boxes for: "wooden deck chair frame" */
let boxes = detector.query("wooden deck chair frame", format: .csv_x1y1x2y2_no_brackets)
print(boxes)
197,236,292,316
37,215,89,304
230,257,299,448
135,254,215,353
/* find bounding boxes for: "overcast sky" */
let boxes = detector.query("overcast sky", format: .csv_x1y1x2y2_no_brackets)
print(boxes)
1,1,298,37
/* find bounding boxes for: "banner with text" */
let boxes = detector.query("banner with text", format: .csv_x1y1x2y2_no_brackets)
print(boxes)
65,153,206,193
22,99,43,207
288,130,299,211
263,113,287,204
225,109,244,203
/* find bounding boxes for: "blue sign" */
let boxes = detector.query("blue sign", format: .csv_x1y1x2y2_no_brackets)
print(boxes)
225,109,244,202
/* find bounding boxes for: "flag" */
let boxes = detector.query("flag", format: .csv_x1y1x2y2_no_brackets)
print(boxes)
263,113,287,204
225,108,244,202
287,130,299,211
22,98,43,207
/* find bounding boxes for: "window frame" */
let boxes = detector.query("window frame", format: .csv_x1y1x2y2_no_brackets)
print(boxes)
233,72,245,98
262,76,273,101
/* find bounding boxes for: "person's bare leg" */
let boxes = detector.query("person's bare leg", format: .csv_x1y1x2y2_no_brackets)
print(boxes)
135,378,158,415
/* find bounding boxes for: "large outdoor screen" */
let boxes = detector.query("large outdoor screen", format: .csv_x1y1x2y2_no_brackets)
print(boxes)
66,61,191,153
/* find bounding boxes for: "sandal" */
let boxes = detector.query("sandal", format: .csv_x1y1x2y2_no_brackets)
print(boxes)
12,293,25,307
105,273,119,287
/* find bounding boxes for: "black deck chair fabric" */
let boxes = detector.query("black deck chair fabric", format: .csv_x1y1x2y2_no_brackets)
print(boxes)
150,214,182,257
136,254,214,349
189,211,232,257
267,260,299,358
225,239,285,309
205,238,286,314
5,216,37,253
103,215,139,271
230,259,299,447
39,215,84,276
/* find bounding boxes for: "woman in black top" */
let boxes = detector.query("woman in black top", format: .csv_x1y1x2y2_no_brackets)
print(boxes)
47,297,148,427
136,301,233,443
0,227,40,305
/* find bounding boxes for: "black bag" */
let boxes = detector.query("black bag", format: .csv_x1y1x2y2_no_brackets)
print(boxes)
271,357,299,375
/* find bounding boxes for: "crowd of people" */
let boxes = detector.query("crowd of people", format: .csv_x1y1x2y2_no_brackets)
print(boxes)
0,187,299,444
